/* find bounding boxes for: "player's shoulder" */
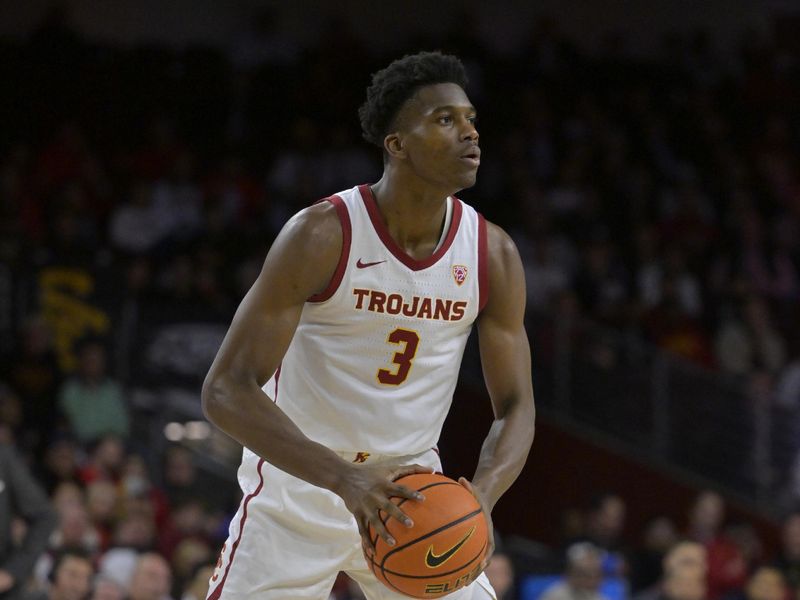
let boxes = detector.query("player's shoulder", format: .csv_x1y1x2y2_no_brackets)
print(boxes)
282,198,344,252
483,219,521,266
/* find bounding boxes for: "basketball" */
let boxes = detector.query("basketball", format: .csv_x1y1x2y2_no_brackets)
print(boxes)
366,473,489,598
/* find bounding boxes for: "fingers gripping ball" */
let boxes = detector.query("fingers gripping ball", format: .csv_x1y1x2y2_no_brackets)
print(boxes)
366,473,488,598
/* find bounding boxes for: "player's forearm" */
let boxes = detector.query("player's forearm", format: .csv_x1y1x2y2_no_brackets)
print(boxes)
202,374,352,492
470,395,535,510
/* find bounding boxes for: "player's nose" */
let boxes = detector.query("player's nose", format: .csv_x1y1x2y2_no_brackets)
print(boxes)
461,121,478,143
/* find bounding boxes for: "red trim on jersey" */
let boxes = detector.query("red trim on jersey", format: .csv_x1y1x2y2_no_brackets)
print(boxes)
273,364,281,404
308,195,351,302
207,458,266,600
478,213,489,313
358,184,463,272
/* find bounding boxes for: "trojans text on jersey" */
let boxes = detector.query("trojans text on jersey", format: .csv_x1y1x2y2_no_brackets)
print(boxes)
352,288,467,322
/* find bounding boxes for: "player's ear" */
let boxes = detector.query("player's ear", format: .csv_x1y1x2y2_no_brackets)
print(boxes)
384,132,406,160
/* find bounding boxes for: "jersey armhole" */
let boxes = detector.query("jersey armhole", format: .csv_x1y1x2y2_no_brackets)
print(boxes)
307,195,351,303
478,212,489,313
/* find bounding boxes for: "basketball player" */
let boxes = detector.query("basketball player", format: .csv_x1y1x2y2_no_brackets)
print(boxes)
202,51,535,599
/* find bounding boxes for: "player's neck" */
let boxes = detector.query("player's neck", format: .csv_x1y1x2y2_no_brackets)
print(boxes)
370,171,452,252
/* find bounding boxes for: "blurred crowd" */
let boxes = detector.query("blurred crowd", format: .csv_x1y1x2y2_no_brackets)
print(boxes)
0,434,231,600
328,489,800,600
1,3,800,600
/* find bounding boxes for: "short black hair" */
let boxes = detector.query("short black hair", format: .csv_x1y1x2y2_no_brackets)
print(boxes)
49,546,92,582
358,51,468,148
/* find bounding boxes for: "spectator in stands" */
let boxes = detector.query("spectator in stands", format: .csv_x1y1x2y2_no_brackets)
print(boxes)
573,237,631,327
634,541,708,600
714,295,786,377
89,575,125,600
485,551,516,599
541,542,610,600
162,446,230,518
178,562,214,600
85,480,120,552
37,437,81,495
50,482,84,516
157,500,209,562
725,523,763,580
127,553,173,600
162,446,198,508
686,491,747,600
169,538,213,600
119,454,169,530
730,567,787,600
32,497,101,590
111,512,157,554
630,517,679,593
657,566,707,600
686,492,725,545
772,513,800,597
0,441,58,600
774,351,800,411
637,243,703,319
642,279,715,367
108,183,167,255
50,502,100,555
663,542,708,579
58,340,129,445
150,151,204,244
0,385,24,446
574,493,629,579
78,435,126,485
4,316,62,450
518,234,572,312
741,212,799,304
34,547,94,600
97,548,139,593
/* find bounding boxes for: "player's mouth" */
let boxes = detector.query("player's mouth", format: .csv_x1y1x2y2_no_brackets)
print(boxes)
459,147,481,168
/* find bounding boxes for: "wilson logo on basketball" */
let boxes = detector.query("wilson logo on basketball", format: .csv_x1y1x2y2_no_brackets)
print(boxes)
452,265,468,286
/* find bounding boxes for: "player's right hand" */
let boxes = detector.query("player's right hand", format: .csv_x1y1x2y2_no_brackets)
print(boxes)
335,462,433,558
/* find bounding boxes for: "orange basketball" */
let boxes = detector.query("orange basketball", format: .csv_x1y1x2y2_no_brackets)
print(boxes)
366,473,488,598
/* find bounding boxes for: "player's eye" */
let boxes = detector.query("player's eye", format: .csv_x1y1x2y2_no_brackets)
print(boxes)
467,115,478,124
438,115,453,125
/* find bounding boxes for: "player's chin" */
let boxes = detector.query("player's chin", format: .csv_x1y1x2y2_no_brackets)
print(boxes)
452,170,478,190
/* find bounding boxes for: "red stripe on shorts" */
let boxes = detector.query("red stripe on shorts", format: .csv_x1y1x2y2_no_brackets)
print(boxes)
207,458,266,600
273,363,281,403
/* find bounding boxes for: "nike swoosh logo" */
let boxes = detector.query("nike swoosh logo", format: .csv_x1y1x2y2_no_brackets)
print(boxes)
425,526,476,568
356,259,386,269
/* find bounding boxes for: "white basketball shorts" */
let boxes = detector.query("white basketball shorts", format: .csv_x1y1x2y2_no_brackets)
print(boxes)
206,447,496,599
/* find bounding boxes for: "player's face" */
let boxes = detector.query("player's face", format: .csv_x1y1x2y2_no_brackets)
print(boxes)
397,83,480,192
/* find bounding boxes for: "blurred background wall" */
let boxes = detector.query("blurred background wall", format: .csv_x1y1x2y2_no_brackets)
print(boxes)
0,0,777,55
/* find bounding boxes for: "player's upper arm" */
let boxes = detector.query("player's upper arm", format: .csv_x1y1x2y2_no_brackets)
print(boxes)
205,200,343,391
477,221,532,417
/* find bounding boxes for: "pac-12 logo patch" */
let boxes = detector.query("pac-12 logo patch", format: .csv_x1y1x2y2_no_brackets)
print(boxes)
452,265,468,286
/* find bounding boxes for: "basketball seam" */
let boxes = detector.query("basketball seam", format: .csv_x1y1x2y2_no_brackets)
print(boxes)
379,508,483,585
381,507,483,560
367,539,487,580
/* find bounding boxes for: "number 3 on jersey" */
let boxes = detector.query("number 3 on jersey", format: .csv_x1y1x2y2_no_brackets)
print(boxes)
377,328,420,385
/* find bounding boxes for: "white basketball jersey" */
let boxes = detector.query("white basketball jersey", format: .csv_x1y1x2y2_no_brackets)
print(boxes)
262,184,488,455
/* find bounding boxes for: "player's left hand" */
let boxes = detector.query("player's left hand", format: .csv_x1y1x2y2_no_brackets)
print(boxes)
458,477,495,578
